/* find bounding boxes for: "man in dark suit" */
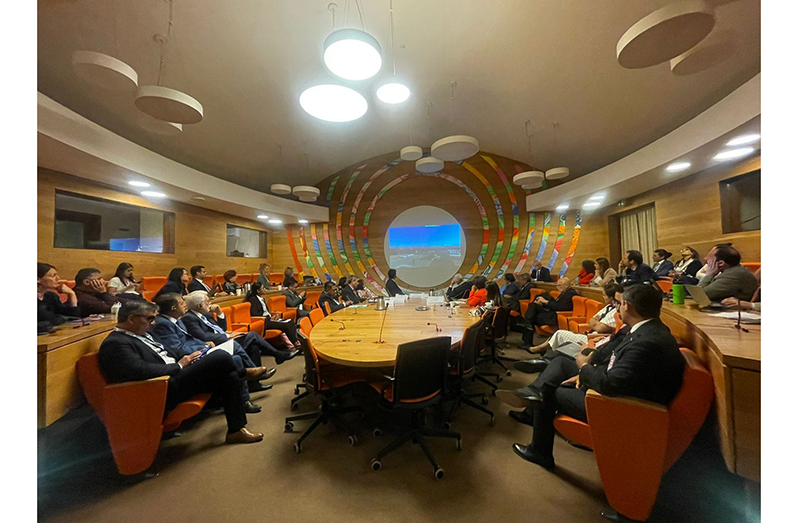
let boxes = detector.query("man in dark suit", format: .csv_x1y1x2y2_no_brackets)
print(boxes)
530,260,551,283
617,250,657,285
446,274,472,301
385,269,404,297
505,273,532,313
97,300,263,444
284,282,311,319
151,293,271,413
340,276,362,304
182,291,299,366
519,277,577,349
187,265,228,296
511,283,685,470
73,267,122,317
318,282,346,315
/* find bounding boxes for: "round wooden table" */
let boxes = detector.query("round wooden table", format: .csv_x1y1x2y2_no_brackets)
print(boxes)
310,300,480,367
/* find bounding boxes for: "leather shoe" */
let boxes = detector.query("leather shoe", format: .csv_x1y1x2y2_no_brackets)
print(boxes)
248,381,274,393
225,427,264,444
258,367,277,381
508,410,535,427
495,387,543,409
276,349,300,364
512,443,555,470
244,366,269,380
244,400,262,413
513,358,550,374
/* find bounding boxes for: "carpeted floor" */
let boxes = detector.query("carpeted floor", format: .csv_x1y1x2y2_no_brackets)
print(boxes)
38,333,759,523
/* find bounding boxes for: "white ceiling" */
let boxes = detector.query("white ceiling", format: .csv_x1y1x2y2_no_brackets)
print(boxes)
37,0,761,193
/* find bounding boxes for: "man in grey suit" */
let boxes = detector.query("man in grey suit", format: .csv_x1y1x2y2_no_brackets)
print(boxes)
698,245,758,301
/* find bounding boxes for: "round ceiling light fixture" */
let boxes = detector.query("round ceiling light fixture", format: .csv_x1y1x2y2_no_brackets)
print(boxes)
726,133,760,147
714,147,755,161
141,190,166,198
323,28,383,81
299,84,368,122
128,180,150,188
271,184,292,195
617,0,715,69
376,82,410,104
522,182,543,190
545,167,570,180
268,219,283,225
72,51,138,91
513,171,545,187
670,38,736,76
257,214,269,219
666,161,692,172
292,186,320,202
400,146,423,161
431,135,480,162
135,85,204,124
137,112,183,135
298,219,309,224
415,157,444,173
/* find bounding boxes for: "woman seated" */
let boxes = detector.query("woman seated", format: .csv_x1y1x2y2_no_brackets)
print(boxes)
256,263,271,289
590,257,617,287
467,277,488,307
486,281,505,308
222,270,242,295
155,267,190,298
577,260,596,286
245,282,301,348
38,262,79,328
669,246,702,281
652,249,674,279
107,262,143,298
525,282,622,355
385,268,404,297
283,266,298,288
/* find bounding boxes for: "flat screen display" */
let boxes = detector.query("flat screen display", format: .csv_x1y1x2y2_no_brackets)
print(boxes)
388,224,462,248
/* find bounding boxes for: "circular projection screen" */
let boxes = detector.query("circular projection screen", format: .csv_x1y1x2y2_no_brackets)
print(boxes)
383,206,466,288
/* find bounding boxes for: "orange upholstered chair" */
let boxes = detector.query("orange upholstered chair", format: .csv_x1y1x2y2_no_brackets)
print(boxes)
269,272,284,286
58,280,76,302
557,296,587,330
656,280,673,295
568,299,603,334
236,274,252,285
552,348,714,522
141,277,166,293
299,316,313,337
741,262,760,273
266,295,297,322
76,352,211,475
549,290,560,299
323,301,333,315
220,307,246,334
309,307,325,327
305,289,322,309
230,303,265,336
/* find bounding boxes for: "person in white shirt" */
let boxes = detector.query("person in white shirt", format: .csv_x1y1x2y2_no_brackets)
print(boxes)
107,262,142,296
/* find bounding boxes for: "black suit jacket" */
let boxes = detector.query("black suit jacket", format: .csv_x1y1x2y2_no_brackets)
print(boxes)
150,315,207,356
386,279,404,297
187,279,213,293
341,285,362,304
98,330,182,384
181,311,229,346
284,290,306,308
653,260,674,278
446,280,472,300
579,318,684,405
155,281,187,298
529,287,577,325
531,267,551,283
318,292,345,315
505,282,532,312
618,263,657,285
247,295,270,317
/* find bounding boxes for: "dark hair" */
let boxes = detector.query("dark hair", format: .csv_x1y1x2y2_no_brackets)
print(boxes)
517,273,531,283
338,277,348,287
259,263,270,273
714,242,732,249
486,281,503,305
284,267,294,277
713,245,741,267
247,281,263,299
654,249,672,259
114,262,134,283
190,265,205,278
626,250,643,265
324,281,336,293
388,268,397,279
683,246,700,260
596,257,610,275
75,268,101,285
223,270,237,282
38,262,55,279
623,283,662,319
474,279,487,290
581,259,596,274
503,273,516,282
118,300,157,323
167,268,186,284
603,282,624,298
154,293,182,315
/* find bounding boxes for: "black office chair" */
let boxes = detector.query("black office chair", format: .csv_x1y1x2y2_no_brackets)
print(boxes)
478,306,512,380
445,320,495,426
284,333,366,453
370,337,462,479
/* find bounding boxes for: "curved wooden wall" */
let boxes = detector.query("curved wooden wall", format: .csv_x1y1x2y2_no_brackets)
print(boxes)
286,151,587,293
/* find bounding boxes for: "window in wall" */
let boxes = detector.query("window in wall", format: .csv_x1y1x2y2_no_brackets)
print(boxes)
54,191,175,253
617,204,658,265
720,169,761,233
227,225,267,258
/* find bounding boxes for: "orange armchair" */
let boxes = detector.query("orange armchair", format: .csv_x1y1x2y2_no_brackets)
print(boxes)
568,299,603,334
552,348,714,522
230,303,265,336
299,316,313,337
220,307,247,334
309,307,325,327
76,352,210,475
557,296,587,330
269,272,284,286
741,262,760,273
305,289,322,309
266,295,297,322
140,276,166,293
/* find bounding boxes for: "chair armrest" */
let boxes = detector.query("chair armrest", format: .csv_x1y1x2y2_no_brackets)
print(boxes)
231,322,251,331
574,323,591,334
283,309,297,322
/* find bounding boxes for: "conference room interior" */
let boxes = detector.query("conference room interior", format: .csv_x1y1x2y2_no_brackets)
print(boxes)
24,0,788,522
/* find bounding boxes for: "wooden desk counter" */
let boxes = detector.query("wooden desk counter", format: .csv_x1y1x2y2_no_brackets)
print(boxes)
311,300,479,367
536,282,761,481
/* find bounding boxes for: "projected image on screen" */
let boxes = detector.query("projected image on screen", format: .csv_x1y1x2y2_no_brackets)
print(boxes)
383,206,466,288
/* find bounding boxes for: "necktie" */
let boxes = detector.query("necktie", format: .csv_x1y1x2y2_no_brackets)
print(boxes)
199,314,226,335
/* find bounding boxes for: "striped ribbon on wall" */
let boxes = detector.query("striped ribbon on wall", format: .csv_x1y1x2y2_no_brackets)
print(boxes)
323,172,343,278
298,227,318,279
462,161,504,278
335,164,367,276
559,210,582,276
514,213,535,274
534,213,551,262
482,155,520,278
547,214,567,271
286,227,304,276
309,225,333,281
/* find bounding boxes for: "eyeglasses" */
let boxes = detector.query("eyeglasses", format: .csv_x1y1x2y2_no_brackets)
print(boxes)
135,314,157,322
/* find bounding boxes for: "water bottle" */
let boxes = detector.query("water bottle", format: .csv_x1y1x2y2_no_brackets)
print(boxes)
111,301,121,319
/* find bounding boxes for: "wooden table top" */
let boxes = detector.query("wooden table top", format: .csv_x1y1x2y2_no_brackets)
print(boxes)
310,300,480,367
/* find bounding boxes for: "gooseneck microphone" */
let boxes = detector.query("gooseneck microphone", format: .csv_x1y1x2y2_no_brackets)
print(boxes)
330,319,346,330
734,298,749,333
427,322,442,332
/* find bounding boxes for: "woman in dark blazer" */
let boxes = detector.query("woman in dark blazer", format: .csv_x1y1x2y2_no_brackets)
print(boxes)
385,268,404,297
669,246,702,281
155,267,189,298
282,267,298,288
245,282,300,347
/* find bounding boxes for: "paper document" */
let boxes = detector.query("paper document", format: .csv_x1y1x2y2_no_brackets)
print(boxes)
710,311,761,324
205,339,236,356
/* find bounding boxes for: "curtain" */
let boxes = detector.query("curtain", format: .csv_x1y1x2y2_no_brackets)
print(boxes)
620,205,657,265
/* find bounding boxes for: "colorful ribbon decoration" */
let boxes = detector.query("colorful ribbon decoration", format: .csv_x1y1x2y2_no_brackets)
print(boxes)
481,155,520,278
547,214,567,271
559,211,582,276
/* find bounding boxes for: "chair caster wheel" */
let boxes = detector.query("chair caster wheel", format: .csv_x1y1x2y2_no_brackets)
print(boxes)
442,421,451,430
496,376,503,383
491,389,497,396
481,396,489,405
434,467,445,480
373,428,382,438
290,402,299,411
348,435,358,446
490,416,496,427
294,386,300,395
506,370,512,376
293,442,301,454
356,411,365,420
284,421,294,432
371,459,382,472
456,438,462,451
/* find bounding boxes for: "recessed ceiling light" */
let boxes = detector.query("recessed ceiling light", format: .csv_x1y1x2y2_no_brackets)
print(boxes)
376,82,410,104
298,219,309,224
714,147,755,161
257,214,269,219
141,191,166,198
129,181,150,188
300,85,368,122
556,203,570,211
268,219,282,224
666,161,691,172
588,194,605,201
583,201,602,209
726,133,760,146
323,29,382,81
191,196,206,201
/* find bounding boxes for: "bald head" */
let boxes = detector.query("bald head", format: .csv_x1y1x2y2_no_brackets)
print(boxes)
556,277,571,289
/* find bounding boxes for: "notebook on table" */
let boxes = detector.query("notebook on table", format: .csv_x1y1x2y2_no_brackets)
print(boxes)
684,285,724,310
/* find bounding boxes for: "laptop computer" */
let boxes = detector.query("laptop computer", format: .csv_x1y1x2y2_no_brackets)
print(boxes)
554,342,588,359
684,284,724,310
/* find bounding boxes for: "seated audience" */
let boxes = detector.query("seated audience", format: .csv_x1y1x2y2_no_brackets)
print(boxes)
576,260,596,286
510,283,685,470
530,259,551,283
590,257,617,287
669,246,702,280
151,293,270,413
182,291,299,367
284,281,311,319
222,270,242,295
107,262,142,298
341,276,363,304
337,276,348,290
319,281,347,315
485,281,505,308
467,277,489,307
73,268,122,317
698,245,759,301
385,268,404,296
694,243,733,282
617,250,656,285
187,265,227,296
651,249,674,279
502,273,519,298
97,300,263,444
37,262,79,327
721,267,761,311
283,266,298,288
506,273,533,313
446,274,472,300
256,263,272,289
519,277,577,350
155,267,190,298
246,282,301,347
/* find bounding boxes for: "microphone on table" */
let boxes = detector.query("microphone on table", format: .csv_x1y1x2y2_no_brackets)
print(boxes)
734,298,749,333
427,322,442,332
330,319,346,331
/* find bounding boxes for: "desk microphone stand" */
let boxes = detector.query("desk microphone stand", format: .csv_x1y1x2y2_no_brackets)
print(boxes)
733,298,749,333
374,298,387,344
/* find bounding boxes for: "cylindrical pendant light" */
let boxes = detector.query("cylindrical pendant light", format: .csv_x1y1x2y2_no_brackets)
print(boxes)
72,51,138,91
323,28,383,81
